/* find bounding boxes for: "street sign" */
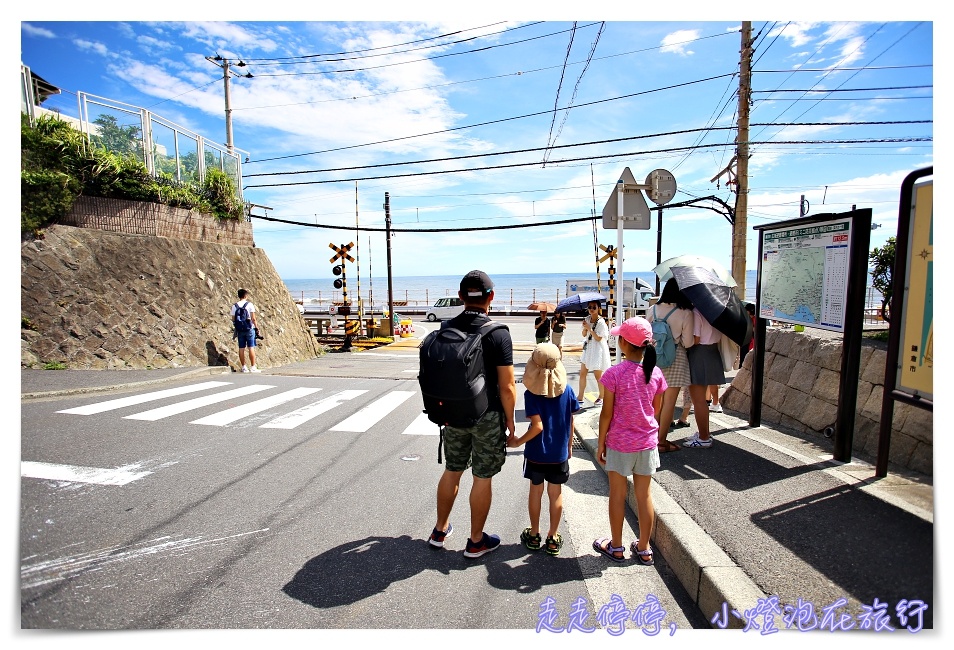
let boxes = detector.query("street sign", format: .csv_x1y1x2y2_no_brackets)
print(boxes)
645,169,677,206
598,243,617,264
602,167,651,230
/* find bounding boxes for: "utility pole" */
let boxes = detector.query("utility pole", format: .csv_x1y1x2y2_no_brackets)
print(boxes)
205,56,252,154
384,192,395,337
732,22,752,300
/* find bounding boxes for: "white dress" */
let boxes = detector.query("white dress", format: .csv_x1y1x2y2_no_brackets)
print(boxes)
580,316,612,371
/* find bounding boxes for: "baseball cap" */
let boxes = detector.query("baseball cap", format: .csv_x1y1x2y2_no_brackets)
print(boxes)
610,316,653,347
460,270,494,297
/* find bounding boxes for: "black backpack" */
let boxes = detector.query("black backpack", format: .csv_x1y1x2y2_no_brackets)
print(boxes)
233,301,252,332
418,321,508,460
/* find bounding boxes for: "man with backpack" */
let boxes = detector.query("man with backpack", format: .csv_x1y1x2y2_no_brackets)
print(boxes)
231,288,261,373
422,270,516,558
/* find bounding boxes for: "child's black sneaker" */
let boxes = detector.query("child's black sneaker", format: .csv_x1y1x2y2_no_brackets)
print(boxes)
520,527,542,551
545,533,564,556
463,532,501,558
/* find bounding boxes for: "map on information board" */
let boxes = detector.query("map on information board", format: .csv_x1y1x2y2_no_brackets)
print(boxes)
759,219,852,332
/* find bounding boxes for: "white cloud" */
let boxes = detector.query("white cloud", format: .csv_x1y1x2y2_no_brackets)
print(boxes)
22,23,56,38
73,39,111,57
660,30,700,56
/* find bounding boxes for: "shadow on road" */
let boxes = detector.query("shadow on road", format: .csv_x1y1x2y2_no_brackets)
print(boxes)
283,534,600,608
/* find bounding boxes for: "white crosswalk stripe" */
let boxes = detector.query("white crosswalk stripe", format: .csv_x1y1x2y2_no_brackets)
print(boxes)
21,461,152,486
55,381,444,436
123,385,275,421
190,387,322,426
261,390,367,429
330,390,417,432
57,381,231,415
401,412,439,436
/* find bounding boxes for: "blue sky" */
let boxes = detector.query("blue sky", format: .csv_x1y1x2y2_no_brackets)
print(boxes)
18,8,936,292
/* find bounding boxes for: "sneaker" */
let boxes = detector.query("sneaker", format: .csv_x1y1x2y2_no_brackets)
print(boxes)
545,533,564,556
249,366,262,373
463,532,501,558
520,528,542,551
710,403,723,413
683,433,713,448
428,523,453,548
594,398,603,407
671,420,690,430
241,366,250,373
577,400,585,409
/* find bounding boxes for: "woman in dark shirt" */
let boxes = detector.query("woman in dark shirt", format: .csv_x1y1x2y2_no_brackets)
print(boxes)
534,310,552,344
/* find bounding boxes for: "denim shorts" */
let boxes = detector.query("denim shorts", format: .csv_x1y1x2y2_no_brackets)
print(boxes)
237,328,257,349
604,446,660,477
442,410,507,479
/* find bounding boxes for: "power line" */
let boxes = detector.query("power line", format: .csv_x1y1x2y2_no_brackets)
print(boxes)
544,22,604,165
248,71,737,163
245,121,931,178
244,137,932,188
234,28,737,113
252,22,603,78
237,21,519,62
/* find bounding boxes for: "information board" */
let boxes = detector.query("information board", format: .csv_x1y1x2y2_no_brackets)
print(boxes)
759,219,852,332
896,179,933,400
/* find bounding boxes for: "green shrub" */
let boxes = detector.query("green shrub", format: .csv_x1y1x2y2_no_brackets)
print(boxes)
21,113,244,237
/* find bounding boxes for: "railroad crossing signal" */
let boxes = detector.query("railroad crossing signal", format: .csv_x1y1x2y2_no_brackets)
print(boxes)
598,244,617,264
329,242,354,316
329,242,355,264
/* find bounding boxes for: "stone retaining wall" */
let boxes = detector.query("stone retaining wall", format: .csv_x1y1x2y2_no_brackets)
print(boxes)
60,196,254,247
21,224,321,371
721,328,932,475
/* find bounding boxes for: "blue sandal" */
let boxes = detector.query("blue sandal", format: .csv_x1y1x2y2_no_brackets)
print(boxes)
593,538,626,562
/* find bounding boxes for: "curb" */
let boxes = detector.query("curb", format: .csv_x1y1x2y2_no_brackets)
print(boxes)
573,409,765,629
21,366,232,401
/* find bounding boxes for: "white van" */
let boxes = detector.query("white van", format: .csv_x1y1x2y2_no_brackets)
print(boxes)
425,297,465,321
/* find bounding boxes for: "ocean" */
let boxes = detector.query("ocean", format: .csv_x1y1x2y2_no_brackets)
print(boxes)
284,271,763,308
284,269,884,311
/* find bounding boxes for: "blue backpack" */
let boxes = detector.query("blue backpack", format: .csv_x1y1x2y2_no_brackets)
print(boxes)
651,305,677,368
233,301,253,333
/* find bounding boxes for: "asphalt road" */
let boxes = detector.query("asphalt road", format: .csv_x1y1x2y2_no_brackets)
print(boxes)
21,351,708,631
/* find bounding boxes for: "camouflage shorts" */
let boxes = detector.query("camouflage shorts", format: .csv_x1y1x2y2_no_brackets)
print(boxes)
442,410,507,479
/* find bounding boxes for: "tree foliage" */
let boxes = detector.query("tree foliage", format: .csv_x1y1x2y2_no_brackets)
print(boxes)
21,113,243,238
869,236,896,322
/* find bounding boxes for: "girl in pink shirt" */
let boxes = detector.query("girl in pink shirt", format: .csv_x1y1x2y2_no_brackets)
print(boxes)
594,317,667,565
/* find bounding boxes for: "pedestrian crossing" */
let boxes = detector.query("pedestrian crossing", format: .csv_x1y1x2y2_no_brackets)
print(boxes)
55,381,430,434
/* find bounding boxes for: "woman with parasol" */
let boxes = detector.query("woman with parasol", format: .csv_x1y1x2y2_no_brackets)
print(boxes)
578,301,612,407
534,308,552,344
648,278,695,452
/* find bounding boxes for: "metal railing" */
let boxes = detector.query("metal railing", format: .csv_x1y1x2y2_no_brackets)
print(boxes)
22,63,246,203
75,92,246,201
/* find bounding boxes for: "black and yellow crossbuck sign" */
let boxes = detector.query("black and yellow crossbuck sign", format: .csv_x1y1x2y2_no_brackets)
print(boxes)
598,244,617,264
329,242,355,264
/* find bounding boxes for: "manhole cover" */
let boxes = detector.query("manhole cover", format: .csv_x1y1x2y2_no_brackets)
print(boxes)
401,454,421,462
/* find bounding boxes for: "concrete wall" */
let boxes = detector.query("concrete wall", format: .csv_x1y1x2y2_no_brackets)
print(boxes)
721,328,932,475
21,223,321,371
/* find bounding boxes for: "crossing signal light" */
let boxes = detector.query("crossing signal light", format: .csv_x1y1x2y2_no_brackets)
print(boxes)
332,264,344,288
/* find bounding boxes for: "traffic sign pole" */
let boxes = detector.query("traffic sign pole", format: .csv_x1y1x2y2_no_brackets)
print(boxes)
616,179,625,362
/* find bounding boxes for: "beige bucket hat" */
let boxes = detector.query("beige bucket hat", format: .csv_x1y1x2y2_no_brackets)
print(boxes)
522,342,567,398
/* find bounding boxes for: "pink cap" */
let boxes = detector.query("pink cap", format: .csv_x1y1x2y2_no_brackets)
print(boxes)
610,316,653,347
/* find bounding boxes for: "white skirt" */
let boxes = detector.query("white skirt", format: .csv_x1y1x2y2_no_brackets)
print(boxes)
580,337,612,371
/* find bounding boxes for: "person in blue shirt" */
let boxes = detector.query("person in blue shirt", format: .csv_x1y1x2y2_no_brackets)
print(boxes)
507,342,580,555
